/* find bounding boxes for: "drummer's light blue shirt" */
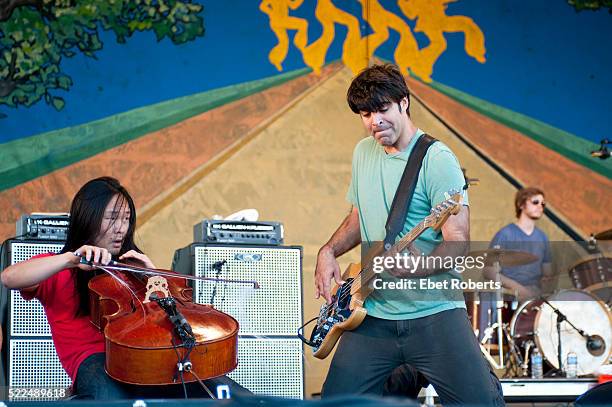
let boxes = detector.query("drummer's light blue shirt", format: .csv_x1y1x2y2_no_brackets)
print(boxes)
490,223,551,288
347,130,468,320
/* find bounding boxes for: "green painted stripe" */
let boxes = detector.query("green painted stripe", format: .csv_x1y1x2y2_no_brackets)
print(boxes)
423,79,611,179
0,66,313,192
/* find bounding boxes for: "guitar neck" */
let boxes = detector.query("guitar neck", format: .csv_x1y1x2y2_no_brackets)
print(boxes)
350,221,428,297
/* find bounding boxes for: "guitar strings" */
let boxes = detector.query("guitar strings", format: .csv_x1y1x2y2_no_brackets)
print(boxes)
319,222,426,319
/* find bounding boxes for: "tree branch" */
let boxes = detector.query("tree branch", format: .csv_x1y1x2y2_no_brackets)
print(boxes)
0,0,40,22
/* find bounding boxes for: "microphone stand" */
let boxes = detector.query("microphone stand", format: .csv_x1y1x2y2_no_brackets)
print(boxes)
541,298,567,376
540,297,596,377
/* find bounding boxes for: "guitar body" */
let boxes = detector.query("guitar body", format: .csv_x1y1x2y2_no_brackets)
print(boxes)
304,190,462,360
311,263,368,359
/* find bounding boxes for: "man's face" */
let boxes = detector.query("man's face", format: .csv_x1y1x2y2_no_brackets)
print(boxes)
93,194,131,255
359,98,408,149
521,194,545,220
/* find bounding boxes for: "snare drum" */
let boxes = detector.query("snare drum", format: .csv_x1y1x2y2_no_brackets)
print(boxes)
510,290,612,375
569,256,612,289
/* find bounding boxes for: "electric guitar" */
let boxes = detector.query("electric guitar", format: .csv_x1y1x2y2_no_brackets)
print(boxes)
300,190,462,359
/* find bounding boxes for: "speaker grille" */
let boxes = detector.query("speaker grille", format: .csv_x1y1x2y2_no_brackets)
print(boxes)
5,241,69,400
229,337,304,399
10,291,50,336
8,339,71,399
9,242,62,336
9,242,64,265
193,245,302,336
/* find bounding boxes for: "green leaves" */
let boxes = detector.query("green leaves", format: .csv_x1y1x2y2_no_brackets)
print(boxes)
51,96,65,110
567,0,612,12
0,0,205,112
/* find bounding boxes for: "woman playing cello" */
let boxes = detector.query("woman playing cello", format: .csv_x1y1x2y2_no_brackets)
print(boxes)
1,176,248,400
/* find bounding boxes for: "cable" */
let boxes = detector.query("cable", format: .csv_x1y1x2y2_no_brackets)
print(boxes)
170,335,189,399
189,369,215,399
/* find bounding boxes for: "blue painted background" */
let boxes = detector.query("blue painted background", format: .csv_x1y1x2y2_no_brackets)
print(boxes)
1,0,610,145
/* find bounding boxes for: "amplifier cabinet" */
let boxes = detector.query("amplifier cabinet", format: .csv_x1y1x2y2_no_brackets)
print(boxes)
8,241,64,337
229,337,304,399
192,244,303,336
192,244,304,398
2,240,70,400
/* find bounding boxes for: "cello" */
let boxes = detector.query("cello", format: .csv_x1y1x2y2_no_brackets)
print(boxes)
86,259,253,385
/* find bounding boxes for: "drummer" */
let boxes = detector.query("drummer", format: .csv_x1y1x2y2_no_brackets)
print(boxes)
479,187,554,338
485,187,553,300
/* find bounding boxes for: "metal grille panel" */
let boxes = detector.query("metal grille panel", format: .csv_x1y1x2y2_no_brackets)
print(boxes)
193,245,302,336
9,339,71,396
228,337,304,399
9,242,63,264
8,242,63,336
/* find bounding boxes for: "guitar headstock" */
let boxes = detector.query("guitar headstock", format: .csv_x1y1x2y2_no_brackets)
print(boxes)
424,189,462,230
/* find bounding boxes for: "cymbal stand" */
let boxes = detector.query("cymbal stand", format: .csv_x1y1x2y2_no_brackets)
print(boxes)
479,260,505,369
502,325,528,378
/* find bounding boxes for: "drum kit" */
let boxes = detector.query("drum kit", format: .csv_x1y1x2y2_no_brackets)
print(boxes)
466,229,612,379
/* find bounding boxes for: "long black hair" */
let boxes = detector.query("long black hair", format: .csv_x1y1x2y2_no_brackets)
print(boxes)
60,176,141,316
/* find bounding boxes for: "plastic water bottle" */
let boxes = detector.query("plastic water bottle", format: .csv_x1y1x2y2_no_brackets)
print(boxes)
566,351,578,378
531,347,543,379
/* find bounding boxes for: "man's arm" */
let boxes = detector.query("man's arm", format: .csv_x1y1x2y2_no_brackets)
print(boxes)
539,262,554,292
483,266,537,300
315,206,361,303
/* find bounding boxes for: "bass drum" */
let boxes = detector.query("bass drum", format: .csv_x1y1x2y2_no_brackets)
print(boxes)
510,290,612,376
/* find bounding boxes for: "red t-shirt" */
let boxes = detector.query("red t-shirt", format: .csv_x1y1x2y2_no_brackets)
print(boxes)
20,253,105,382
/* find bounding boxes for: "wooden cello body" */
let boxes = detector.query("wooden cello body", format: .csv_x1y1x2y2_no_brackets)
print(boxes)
88,269,239,385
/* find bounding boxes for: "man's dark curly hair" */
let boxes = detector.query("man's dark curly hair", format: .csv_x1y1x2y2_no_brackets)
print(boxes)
347,63,411,117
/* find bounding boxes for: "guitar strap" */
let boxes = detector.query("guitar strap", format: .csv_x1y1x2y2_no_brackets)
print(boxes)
384,133,437,250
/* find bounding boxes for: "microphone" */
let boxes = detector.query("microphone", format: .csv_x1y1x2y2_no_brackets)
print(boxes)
587,334,606,356
212,260,227,271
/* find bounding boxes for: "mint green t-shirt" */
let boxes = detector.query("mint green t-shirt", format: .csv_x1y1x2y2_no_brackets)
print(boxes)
346,129,468,320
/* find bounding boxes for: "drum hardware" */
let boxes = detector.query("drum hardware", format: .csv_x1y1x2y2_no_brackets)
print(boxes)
509,290,612,377
540,295,607,376
468,247,539,369
479,326,505,370
520,340,535,377
502,324,528,378
539,297,578,377
594,228,612,241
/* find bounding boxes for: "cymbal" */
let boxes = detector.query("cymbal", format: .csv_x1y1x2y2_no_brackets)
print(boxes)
468,248,539,267
594,229,612,240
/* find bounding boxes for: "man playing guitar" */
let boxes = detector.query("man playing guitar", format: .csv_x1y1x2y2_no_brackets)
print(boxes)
314,64,504,405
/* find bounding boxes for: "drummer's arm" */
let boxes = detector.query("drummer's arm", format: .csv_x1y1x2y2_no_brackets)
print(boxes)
483,266,535,299
539,262,554,291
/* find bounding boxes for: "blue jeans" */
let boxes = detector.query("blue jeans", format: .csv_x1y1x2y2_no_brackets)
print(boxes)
74,353,251,400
